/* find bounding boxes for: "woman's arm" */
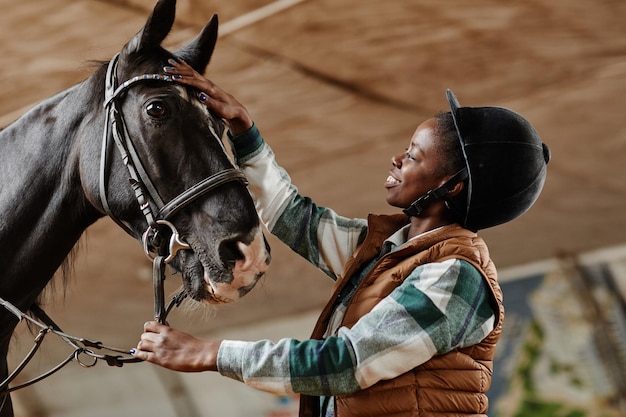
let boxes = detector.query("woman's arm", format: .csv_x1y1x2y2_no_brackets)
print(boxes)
164,59,367,278
217,259,496,395
231,127,367,279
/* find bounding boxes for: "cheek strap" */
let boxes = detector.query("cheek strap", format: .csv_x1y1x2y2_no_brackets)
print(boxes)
403,168,468,217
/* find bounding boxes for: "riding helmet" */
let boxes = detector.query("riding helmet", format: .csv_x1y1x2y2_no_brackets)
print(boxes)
446,89,550,230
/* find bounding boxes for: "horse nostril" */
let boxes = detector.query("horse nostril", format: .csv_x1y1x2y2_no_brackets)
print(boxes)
218,239,243,266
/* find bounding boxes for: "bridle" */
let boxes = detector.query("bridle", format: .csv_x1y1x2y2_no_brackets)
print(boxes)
0,53,248,403
100,53,248,258
99,53,248,322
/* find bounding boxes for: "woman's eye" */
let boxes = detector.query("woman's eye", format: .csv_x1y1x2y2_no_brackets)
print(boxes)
146,101,168,119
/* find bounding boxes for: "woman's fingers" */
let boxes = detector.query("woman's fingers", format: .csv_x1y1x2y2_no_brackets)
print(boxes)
162,57,253,134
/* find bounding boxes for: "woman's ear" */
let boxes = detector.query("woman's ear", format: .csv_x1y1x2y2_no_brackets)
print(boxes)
448,180,465,198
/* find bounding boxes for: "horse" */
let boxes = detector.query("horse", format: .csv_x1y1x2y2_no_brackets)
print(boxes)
0,1,270,415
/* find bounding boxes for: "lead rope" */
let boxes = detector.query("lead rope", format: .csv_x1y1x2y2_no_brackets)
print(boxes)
0,291,187,400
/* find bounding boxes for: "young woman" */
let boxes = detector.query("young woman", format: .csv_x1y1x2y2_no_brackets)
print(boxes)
132,58,550,417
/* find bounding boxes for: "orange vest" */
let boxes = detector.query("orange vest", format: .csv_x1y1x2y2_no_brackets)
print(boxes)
300,215,504,417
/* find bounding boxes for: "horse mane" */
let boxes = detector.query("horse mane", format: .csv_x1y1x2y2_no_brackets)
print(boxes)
34,60,109,310
85,60,109,104
34,244,80,314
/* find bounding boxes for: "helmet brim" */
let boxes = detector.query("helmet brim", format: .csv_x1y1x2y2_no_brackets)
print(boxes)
445,89,473,227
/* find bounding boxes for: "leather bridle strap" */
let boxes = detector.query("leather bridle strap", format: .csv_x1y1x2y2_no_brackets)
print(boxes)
100,53,171,235
158,169,248,220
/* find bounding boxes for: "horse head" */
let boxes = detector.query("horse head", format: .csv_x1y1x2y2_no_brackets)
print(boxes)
85,0,270,304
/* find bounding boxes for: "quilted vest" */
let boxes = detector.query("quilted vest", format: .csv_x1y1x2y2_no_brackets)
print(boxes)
300,214,504,417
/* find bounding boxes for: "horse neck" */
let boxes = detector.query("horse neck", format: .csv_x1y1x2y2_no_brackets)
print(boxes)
0,79,104,310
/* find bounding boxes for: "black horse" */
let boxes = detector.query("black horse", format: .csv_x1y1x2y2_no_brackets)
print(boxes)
0,1,270,415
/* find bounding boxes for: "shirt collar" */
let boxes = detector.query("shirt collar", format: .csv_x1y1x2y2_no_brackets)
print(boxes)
384,224,446,252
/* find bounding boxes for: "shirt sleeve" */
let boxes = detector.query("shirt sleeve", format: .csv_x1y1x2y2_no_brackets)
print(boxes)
228,125,367,279
217,258,496,396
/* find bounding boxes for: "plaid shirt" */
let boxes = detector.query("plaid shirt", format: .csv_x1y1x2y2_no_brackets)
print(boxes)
217,125,496,413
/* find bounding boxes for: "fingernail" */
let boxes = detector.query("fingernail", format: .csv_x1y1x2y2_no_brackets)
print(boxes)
172,74,182,80
163,66,175,72
168,58,178,65
198,92,208,102
129,348,136,355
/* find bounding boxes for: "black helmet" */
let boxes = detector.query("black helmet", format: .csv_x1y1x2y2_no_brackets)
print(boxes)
447,89,550,230
403,90,550,231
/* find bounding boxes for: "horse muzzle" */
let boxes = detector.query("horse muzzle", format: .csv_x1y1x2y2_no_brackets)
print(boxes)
203,229,270,304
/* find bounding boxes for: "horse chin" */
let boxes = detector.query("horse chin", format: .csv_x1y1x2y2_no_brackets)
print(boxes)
181,266,263,305
176,255,231,305
176,231,269,304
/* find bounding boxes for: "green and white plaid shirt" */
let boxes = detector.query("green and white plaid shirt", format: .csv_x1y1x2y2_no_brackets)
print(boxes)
217,125,496,415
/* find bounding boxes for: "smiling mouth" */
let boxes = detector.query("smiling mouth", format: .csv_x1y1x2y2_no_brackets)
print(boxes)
385,174,400,187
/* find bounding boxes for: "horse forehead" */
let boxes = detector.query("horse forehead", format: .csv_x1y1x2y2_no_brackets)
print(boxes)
173,84,190,101
165,84,231,161
172,84,207,114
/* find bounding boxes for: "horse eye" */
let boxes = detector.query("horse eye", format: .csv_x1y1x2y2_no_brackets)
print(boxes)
146,101,168,119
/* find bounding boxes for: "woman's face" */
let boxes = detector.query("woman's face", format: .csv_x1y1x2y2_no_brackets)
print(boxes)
385,118,450,209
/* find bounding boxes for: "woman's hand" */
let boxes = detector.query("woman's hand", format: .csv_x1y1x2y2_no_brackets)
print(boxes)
164,58,253,135
132,321,221,373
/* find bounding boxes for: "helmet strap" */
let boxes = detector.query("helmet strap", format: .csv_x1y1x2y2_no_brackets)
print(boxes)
402,168,468,217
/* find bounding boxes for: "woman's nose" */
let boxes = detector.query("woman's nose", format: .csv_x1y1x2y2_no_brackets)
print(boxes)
391,154,401,168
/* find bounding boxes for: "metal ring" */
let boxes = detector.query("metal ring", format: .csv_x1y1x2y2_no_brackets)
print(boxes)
74,350,98,368
142,220,190,264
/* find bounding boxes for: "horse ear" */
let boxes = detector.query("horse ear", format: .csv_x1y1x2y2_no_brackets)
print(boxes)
123,0,176,54
175,14,219,74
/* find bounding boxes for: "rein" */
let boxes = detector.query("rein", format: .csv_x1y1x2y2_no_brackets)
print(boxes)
0,294,183,393
0,292,186,405
0,54,248,400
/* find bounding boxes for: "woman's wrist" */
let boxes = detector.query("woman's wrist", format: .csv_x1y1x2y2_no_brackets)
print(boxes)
202,340,221,372
228,111,253,136
228,123,263,160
